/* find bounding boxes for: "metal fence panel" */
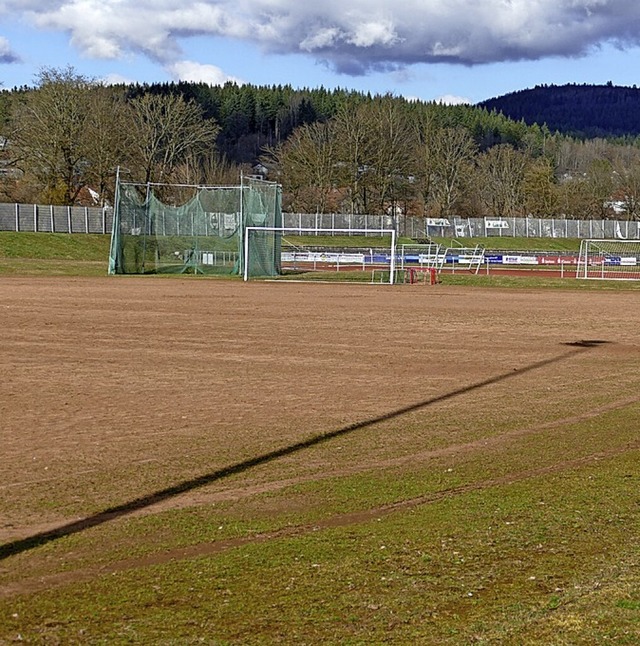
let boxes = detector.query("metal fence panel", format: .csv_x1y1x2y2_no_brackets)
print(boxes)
2,202,640,239
0,203,113,233
0,203,16,231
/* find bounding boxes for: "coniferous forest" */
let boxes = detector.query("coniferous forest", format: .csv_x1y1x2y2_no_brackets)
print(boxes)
479,83,640,139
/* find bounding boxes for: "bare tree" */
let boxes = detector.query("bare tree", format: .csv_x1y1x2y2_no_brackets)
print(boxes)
263,120,338,213
523,157,558,217
611,147,640,220
430,127,477,217
332,99,375,214
413,110,440,216
556,176,594,219
363,96,415,216
475,144,527,216
9,66,95,204
126,93,220,185
172,151,240,188
83,85,129,205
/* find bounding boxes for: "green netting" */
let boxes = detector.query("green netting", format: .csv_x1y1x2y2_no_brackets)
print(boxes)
108,177,282,276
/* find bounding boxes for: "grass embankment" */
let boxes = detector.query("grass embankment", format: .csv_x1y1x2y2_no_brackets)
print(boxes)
0,232,111,276
287,234,582,252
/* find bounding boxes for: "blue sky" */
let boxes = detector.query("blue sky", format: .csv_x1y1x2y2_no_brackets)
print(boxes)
2,1,640,104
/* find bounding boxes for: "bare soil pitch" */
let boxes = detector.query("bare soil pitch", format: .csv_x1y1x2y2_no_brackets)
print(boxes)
1,276,640,594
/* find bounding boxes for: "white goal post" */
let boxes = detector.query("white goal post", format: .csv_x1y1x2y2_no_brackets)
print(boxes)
243,227,397,284
576,239,640,280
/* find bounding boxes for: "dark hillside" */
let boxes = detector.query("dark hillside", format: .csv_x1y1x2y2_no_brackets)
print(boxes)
478,83,640,138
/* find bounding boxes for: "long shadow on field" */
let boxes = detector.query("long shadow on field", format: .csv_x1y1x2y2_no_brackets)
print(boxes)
0,340,609,562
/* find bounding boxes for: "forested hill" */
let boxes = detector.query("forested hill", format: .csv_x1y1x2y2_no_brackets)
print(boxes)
131,81,543,164
478,84,640,138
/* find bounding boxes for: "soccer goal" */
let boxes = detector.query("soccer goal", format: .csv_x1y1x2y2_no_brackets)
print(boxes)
243,227,397,284
399,242,443,270
439,244,485,275
576,239,640,280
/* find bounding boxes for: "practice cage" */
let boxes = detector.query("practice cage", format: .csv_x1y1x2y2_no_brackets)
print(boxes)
108,175,282,276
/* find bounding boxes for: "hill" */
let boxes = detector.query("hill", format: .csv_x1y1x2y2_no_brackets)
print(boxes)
478,83,640,138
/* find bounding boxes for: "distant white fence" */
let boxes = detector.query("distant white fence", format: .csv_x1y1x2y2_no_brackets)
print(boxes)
285,213,640,240
0,203,112,234
1,202,640,240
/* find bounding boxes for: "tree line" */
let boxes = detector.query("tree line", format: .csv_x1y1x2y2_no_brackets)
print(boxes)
2,67,640,220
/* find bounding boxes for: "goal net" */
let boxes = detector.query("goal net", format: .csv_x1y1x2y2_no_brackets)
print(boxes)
243,227,397,284
108,175,282,276
399,243,443,269
576,239,640,280
440,244,485,274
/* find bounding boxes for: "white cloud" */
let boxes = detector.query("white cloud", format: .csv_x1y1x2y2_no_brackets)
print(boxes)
7,1,640,77
0,35,19,64
300,28,341,52
435,94,471,106
167,60,243,86
101,72,135,86
347,20,399,48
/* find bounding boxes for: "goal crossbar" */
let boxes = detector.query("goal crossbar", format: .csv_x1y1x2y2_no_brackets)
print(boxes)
243,227,397,283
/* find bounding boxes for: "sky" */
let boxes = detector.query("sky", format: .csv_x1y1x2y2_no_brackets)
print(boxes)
2,1,640,105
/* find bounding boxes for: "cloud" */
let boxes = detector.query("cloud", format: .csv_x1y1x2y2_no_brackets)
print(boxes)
0,36,20,64
434,94,471,106
8,1,640,76
167,60,243,86
101,72,135,86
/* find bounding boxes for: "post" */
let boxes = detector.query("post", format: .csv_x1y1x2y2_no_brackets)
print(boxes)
243,226,250,281
240,173,245,277
389,230,396,284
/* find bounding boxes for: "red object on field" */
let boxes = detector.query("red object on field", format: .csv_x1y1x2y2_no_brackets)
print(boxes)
407,267,438,285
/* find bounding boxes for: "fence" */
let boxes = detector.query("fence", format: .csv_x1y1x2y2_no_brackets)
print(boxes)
2,202,640,240
285,213,640,240
0,203,112,234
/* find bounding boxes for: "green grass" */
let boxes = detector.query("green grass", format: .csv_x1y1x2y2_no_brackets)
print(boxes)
287,235,583,252
0,232,112,275
0,231,111,260
3,427,640,644
441,272,640,290
433,236,582,252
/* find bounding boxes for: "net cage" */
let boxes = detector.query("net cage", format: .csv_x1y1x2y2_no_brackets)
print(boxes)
108,176,282,276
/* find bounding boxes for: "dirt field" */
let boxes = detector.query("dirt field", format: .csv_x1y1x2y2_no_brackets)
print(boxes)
1,276,640,640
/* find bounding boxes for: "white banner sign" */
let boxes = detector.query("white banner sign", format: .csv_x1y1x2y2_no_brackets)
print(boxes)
484,219,509,229
425,218,451,227
503,255,538,265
